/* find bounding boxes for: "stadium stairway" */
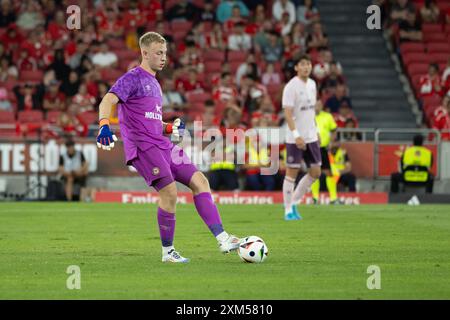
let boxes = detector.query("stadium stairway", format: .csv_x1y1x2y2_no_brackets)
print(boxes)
317,0,417,129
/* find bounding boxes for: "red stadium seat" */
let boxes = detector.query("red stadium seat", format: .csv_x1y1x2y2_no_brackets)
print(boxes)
45,111,61,124
171,21,193,32
101,68,124,83
17,110,43,123
107,38,125,50
400,42,425,54
19,70,43,83
186,92,212,104
427,42,450,54
229,61,241,74
446,24,450,35
422,95,442,108
173,30,188,43
78,111,98,126
189,103,206,112
407,63,429,77
204,61,222,73
429,53,449,65
203,50,225,62
402,52,429,66
422,24,442,34
0,110,15,123
423,33,447,43
227,51,247,62
411,74,422,93
114,49,138,61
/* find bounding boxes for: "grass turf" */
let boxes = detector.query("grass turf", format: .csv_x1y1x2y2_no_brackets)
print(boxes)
0,203,449,299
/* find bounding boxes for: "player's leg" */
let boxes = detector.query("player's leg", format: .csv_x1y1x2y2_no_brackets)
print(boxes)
283,144,302,220
170,145,242,253
292,142,322,206
132,147,189,263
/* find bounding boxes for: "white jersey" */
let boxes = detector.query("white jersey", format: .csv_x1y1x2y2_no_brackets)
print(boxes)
282,76,318,144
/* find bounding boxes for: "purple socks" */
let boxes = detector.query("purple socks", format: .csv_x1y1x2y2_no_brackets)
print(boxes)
157,207,176,247
193,192,224,237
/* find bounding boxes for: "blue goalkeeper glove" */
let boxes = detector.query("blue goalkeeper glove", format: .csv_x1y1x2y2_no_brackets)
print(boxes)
165,118,185,141
96,119,118,151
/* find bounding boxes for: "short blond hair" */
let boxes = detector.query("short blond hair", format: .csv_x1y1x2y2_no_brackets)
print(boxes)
139,31,166,48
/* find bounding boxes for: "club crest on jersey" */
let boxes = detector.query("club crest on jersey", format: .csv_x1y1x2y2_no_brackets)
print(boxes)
152,167,160,176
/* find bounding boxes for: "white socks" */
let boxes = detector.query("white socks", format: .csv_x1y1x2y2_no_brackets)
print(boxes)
292,174,316,204
216,231,230,243
283,176,295,214
162,246,174,256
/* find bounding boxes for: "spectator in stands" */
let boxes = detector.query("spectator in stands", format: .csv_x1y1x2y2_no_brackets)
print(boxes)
213,72,239,103
166,0,200,21
262,31,283,63
390,134,434,193
162,78,186,112
390,0,415,25
91,43,118,68
240,74,268,113
246,4,266,35
251,95,278,127
306,22,329,51
20,29,48,68
297,0,320,27
0,0,16,27
290,22,307,49
199,0,216,23
272,0,296,25
17,49,38,71
69,40,89,70
341,118,362,141
1,24,24,53
57,107,86,137
228,22,252,51
431,94,450,140
122,0,147,30
204,22,227,50
178,40,205,73
325,84,353,113
14,83,44,111
281,34,301,63
0,56,18,81
98,7,124,38
224,4,246,32
420,0,440,23
201,100,217,129
399,9,422,43
71,83,96,113
276,11,294,36
95,81,109,108
16,0,44,31
443,57,450,96
236,53,260,87
262,63,282,86
321,61,346,93
176,68,205,94
216,0,250,24
47,49,71,83
420,63,444,98
334,101,358,127
0,87,12,111
59,139,89,201
60,71,80,98
43,79,66,112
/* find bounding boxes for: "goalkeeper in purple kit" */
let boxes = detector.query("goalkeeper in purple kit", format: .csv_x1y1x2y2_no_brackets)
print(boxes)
96,32,242,263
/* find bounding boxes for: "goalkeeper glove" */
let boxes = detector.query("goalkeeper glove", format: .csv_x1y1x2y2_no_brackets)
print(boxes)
96,119,118,151
165,118,185,141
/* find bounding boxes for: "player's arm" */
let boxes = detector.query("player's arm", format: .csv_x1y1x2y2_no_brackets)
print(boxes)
284,106,305,150
97,93,119,151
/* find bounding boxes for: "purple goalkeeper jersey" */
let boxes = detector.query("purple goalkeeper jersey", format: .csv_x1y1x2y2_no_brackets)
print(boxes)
109,66,172,164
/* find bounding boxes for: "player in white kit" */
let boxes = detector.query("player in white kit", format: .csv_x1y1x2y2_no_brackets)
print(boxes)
282,54,322,220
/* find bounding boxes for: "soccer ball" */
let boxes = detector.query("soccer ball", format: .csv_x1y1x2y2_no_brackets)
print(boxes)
238,236,268,263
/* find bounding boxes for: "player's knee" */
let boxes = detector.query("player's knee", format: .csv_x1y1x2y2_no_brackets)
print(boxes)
190,172,210,194
159,183,178,206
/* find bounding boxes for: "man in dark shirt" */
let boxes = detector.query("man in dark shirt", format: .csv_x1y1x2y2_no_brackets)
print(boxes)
59,139,89,201
399,9,422,43
325,84,353,114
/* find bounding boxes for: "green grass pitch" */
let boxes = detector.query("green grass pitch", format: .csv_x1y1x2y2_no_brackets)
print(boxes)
0,203,449,299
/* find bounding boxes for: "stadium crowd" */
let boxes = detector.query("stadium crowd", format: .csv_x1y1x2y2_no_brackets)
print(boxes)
0,0,359,140
376,0,450,139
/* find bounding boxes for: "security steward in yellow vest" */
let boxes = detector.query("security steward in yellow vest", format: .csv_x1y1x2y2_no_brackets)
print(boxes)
311,101,339,203
208,145,239,191
390,135,434,193
243,136,275,190
329,143,356,192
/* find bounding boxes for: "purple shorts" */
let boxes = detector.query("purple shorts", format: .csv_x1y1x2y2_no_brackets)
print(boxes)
131,144,198,191
286,141,322,168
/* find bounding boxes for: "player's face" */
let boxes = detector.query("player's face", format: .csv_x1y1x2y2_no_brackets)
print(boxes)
142,42,167,72
295,59,312,78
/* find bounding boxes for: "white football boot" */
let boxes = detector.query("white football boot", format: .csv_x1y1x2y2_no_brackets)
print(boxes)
218,234,242,254
162,249,190,263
